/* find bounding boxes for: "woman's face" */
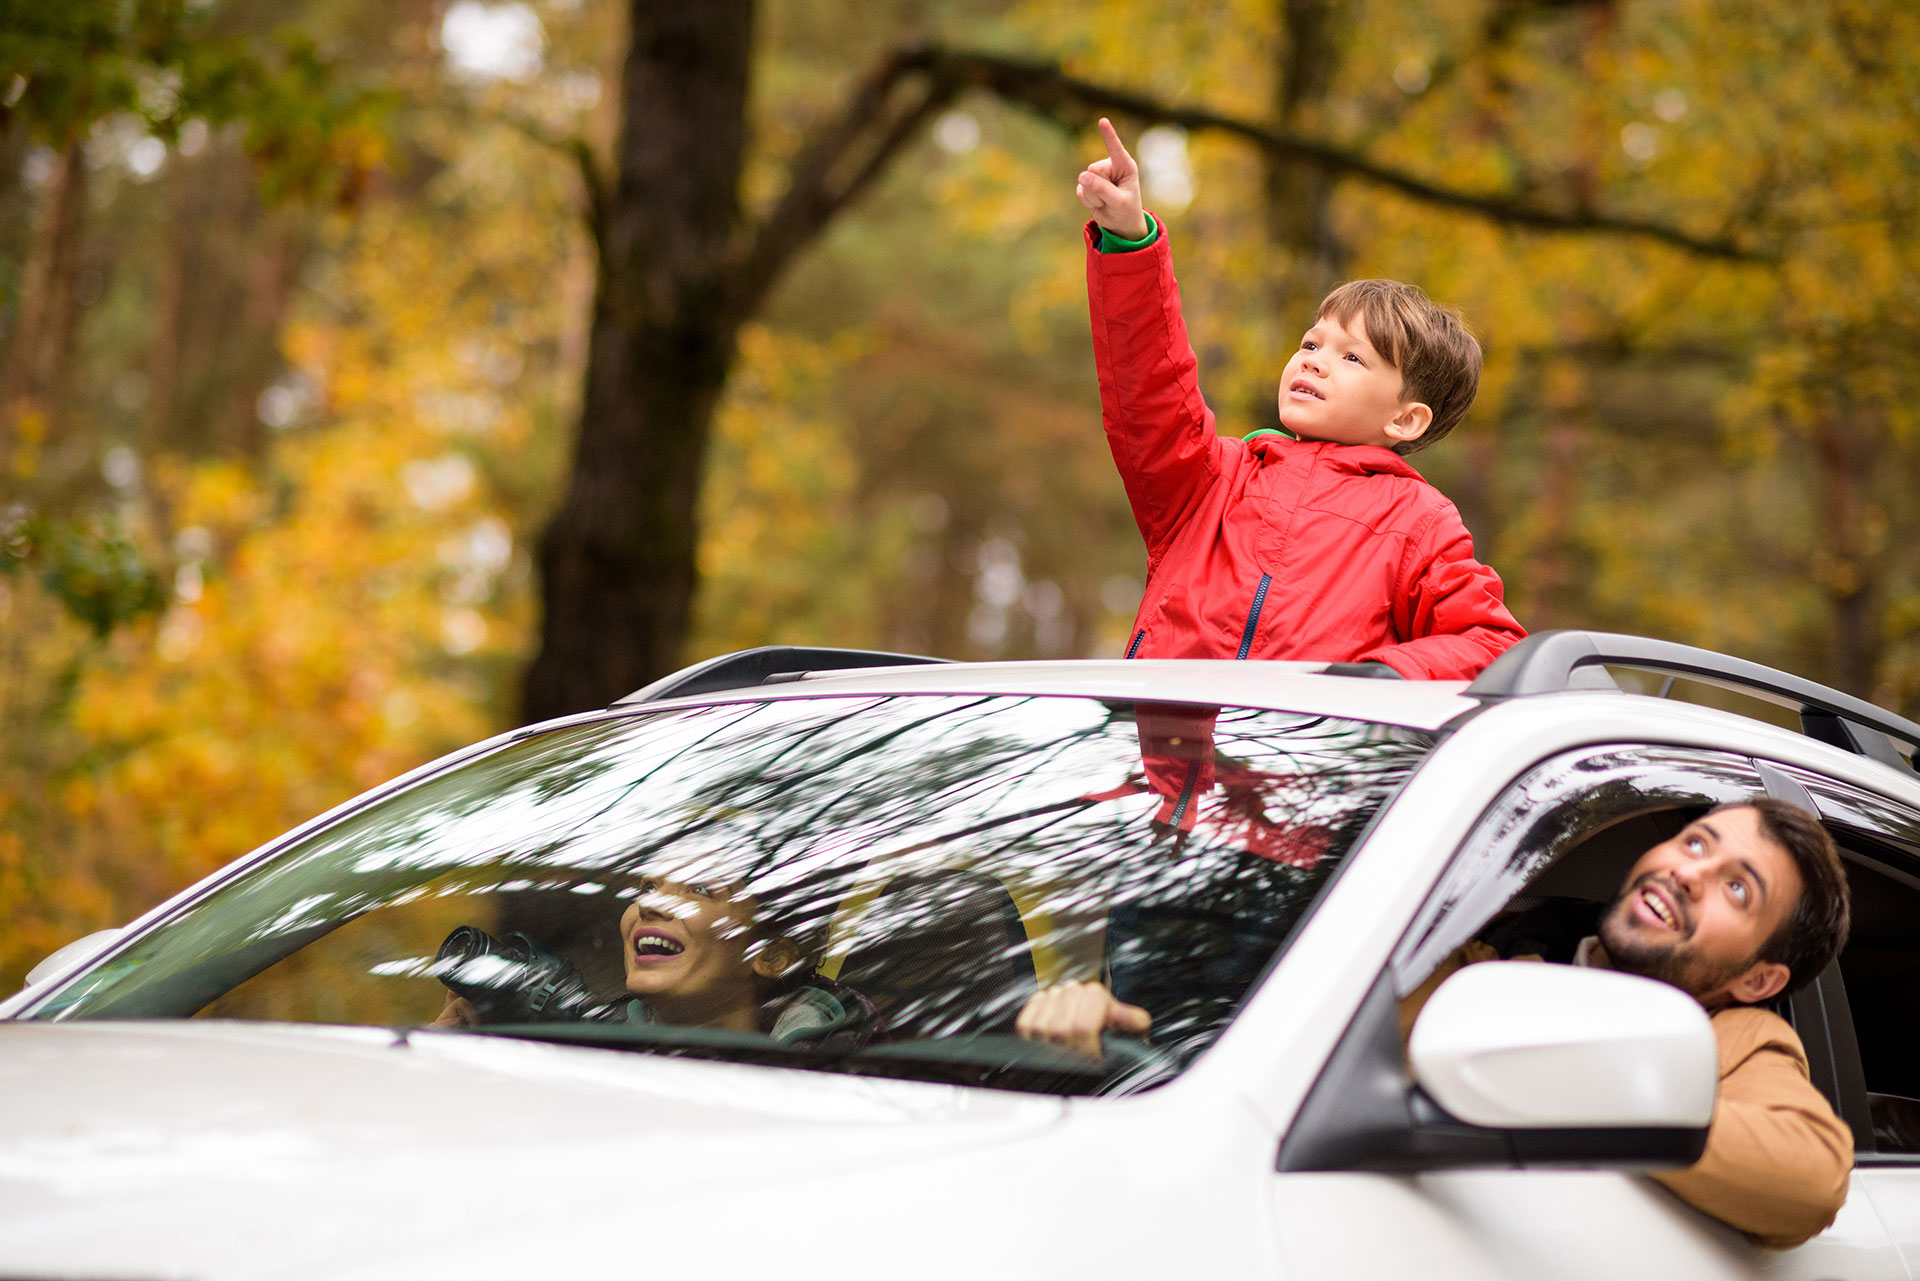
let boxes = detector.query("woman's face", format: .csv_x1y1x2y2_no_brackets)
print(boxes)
617,876,768,1022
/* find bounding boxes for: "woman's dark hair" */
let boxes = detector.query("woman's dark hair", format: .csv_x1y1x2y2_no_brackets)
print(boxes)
1713,797,1851,997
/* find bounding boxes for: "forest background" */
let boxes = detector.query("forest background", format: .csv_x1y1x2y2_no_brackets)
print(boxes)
2,0,1917,990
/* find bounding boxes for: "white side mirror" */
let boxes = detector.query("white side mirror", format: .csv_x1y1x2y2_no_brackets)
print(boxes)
22,928,125,989
1409,962,1717,1129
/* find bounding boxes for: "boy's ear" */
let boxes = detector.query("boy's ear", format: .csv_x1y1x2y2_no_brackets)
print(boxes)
1385,401,1432,446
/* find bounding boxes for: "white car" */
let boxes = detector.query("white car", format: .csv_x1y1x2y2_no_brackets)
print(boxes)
6,631,1920,1281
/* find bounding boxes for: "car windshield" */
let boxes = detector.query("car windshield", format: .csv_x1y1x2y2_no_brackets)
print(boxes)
27,693,1431,1093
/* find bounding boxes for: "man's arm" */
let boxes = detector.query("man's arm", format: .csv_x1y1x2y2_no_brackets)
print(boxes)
1079,120,1223,559
1357,502,1526,680
1649,1007,1854,1250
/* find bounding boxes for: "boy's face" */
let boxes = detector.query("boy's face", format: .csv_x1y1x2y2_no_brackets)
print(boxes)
1277,313,1430,450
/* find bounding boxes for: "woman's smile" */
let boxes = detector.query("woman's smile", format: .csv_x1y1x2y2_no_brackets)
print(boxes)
628,925,686,964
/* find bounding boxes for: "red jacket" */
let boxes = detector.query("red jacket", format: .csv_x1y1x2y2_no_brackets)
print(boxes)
1087,222,1525,680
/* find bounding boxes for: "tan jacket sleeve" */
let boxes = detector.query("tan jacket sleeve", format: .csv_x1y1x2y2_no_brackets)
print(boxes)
1649,1006,1854,1250
1396,939,1497,1048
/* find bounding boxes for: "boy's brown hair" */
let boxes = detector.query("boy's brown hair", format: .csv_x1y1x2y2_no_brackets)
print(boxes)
1317,279,1482,455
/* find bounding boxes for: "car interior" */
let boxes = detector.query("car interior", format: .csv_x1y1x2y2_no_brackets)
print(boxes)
1829,848,1920,1157
831,868,1039,1039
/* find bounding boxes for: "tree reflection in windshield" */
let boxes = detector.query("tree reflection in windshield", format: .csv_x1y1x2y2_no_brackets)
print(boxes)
33,694,1432,1088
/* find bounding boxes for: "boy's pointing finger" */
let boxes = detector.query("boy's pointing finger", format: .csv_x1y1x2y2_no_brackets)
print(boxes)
1097,117,1135,175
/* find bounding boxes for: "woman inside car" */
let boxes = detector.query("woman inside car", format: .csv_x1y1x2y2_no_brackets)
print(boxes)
431,864,884,1051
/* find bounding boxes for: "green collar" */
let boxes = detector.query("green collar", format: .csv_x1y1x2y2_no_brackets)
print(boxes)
1243,426,1298,442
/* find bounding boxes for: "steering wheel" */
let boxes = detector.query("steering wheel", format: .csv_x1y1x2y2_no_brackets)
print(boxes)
1096,1031,1174,1092
1096,1030,1158,1068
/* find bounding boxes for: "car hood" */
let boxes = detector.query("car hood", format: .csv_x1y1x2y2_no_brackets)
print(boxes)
0,1021,1068,1280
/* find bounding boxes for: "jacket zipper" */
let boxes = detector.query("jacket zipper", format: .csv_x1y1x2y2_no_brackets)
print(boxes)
1125,629,1146,659
1168,758,1202,828
1234,574,1273,660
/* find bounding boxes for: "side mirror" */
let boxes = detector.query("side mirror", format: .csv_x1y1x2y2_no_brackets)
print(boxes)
1409,962,1716,1165
21,928,125,990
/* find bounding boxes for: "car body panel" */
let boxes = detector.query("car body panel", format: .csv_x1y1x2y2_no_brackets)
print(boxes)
0,1020,1071,1279
1269,1171,1906,1281
1858,1168,1920,1279
10,662,1920,1279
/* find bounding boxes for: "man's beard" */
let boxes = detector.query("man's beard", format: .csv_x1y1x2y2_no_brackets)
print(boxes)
1598,875,1755,1001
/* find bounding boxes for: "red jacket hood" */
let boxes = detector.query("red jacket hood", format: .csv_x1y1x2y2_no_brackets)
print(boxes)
1244,433,1428,482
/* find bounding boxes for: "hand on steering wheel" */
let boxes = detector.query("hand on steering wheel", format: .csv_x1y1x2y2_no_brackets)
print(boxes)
1014,980,1152,1061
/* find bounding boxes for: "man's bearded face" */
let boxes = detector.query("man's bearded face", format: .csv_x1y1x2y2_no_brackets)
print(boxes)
1596,806,1802,1007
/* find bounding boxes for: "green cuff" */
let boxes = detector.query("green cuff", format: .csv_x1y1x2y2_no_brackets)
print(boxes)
1096,213,1160,253
1243,426,1299,442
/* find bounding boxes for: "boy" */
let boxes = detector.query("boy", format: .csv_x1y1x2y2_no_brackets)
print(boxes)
1077,119,1524,679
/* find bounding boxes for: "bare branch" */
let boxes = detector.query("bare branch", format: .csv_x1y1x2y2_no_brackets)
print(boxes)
568,135,610,252
725,39,1766,328
919,46,1770,263
473,107,609,250
730,50,962,320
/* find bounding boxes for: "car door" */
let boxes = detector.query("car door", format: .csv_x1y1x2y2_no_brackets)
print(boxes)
1762,761,1920,1279
1268,743,1904,1281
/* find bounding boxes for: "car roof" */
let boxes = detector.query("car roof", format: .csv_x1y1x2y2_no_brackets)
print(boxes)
612,634,1920,783
627,659,1478,732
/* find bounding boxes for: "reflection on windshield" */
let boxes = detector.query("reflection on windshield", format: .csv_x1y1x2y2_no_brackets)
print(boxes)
33,695,1432,1093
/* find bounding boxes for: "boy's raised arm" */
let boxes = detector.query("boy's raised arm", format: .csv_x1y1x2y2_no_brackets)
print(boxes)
1082,120,1223,559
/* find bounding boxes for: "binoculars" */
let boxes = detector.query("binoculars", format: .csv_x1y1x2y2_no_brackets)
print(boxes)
433,925,610,1024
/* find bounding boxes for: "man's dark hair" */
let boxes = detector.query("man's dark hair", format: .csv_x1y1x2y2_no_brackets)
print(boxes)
1713,797,1851,998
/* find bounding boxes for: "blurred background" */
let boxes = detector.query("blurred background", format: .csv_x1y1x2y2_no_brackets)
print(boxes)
2,0,1916,988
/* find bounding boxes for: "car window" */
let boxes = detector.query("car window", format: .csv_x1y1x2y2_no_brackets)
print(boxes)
24,694,1433,1095
1391,746,1765,995
1772,763,1920,1158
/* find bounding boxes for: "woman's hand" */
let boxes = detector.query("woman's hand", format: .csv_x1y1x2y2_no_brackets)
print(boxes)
1015,979,1152,1060
1075,118,1150,242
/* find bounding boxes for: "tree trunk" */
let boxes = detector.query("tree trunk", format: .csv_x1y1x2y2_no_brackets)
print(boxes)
521,1,756,721
1265,0,1348,295
4,139,88,478
1812,409,1881,698
144,158,193,452
1252,0,1348,429
212,208,310,459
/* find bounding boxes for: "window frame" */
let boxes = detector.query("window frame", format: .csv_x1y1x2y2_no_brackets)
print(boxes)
1765,759,1920,1164
1388,744,1769,998
1281,741,1770,1172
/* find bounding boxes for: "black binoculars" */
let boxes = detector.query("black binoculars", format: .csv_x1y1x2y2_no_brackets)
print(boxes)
433,925,609,1024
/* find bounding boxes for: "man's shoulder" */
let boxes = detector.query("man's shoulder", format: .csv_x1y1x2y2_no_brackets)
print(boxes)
1708,1004,1810,1075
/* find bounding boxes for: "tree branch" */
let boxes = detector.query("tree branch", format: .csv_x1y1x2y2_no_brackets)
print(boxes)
730,49,963,321
921,45,1770,263
476,107,610,251
727,40,1767,326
